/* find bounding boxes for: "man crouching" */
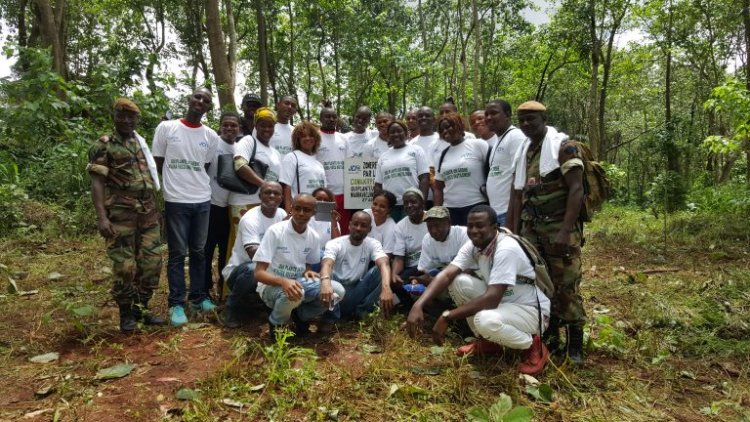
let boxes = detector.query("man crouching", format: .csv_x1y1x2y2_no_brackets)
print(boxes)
406,205,550,375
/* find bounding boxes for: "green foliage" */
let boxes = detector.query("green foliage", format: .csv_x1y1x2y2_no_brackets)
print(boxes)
466,394,533,422
703,79,750,154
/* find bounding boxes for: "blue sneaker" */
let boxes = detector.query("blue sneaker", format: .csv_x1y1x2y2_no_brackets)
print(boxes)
169,305,188,327
190,298,217,313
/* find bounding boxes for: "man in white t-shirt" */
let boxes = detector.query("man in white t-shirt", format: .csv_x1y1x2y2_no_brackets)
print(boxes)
318,106,351,232
152,87,220,327
407,205,551,375
346,106,373,158
415,206,470,284
362,112,393,159
269,95,297,157
484,100,526,227
320,211,393,320
405,107,419,139
221,182,286,328
253,194,346,338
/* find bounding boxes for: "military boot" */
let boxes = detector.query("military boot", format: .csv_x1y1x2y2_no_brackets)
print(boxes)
118,304,137,333
134,299,166,326
566,325,585,366
543,317,563,356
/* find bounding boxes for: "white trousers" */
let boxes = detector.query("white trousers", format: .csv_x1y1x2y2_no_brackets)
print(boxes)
448,274,546,350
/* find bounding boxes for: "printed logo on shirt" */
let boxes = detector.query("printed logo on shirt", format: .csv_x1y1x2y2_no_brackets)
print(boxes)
443,167,471,180
324,160,344,171
199,141,209,149
273,263,303,279
266,170,279,182
167,158,202,171
384,167,413,180
274,145,292,155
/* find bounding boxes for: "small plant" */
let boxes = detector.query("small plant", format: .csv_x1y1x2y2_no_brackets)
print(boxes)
465,393,533,422
258,328,317,394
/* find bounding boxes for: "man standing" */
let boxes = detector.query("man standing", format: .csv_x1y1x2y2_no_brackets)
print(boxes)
240,93,264,135
484,100,526,227
408,106,440,203
407,206,550,375
317,105,351,232
507,101,586,365
270,95,298,156
152,87,220,327
222,182,286,328
346,106,373,158
254,194,346,338
405,108,419,140
320,211,393,319
87,98,164,332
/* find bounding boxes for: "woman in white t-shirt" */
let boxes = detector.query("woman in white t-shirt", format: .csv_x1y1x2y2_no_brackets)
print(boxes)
434,112,489,226
279,121,327,214
374,121,430,221
363,190,397,255
228,107,283,265
204,111,241,299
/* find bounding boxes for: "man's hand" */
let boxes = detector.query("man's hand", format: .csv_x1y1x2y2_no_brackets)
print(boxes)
432,315,449,345
406,305,425,338
552,230,572,254
107,168,130,186
303,270,320,280
97,217,117,238
393,273,405,285
320,278,333,306
379,289,395,316
331,209,340,223
282,278,304,301
410,273,432,285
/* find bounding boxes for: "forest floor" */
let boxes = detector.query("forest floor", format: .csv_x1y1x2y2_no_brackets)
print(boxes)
1,206,749,422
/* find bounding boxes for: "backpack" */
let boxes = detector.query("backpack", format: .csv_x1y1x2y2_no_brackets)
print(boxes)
499,227,554,300
559,140,610,222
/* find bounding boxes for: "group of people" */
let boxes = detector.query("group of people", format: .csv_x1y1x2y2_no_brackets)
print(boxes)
86,87,587,376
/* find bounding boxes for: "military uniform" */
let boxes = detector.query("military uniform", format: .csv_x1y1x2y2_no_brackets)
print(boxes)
519,141,586,328
87,132,162,307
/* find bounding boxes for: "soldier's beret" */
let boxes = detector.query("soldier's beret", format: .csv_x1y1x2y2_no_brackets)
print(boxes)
113,98,141,114
517,101,546,113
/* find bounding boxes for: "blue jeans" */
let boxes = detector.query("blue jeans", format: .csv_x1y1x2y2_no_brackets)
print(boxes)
260,277,345,326
225,261,257,310
496,212,507,228
448,202,488,226
165,201,211,307
336,266,382,319
204,204,230,297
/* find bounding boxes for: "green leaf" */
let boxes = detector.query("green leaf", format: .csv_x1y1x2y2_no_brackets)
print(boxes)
29,352,59,363
429,346,445,355
95,363,135,380
489,394,513,419
72,305,95,317
176,388,199,401
502,406,534,422
465,407,490,422
525,383,554,402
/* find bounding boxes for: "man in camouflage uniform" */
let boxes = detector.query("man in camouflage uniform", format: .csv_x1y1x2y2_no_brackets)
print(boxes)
507,101,586,365
87,98,164,333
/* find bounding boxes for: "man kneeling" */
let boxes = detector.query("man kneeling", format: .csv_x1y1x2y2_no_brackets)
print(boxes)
319,211,394,320
406,205,550,375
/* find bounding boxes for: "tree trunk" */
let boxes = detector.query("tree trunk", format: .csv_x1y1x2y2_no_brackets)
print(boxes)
224,0,238,94
743,0,750,185
287,0,296,96
256,0,270,105
471,0,481,109
33,0,65,77
599,4,628,160
205,0,235,109
18,0,29,47
587,0,600,158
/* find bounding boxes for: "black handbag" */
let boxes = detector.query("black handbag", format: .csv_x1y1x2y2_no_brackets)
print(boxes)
217,137,269,195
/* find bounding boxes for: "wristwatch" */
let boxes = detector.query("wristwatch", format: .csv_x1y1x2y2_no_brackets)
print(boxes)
441,310,451,321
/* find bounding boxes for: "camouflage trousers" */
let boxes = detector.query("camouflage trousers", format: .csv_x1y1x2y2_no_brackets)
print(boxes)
106,197,162,306
521,219,586,328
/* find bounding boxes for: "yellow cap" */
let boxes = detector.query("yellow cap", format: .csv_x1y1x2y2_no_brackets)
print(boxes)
254,107,277,123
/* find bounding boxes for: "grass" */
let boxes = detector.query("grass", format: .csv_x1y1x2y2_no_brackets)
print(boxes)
1,205,749,421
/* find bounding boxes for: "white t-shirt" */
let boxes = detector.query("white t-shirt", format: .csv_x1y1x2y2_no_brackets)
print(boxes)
363,136,391,159
451,233,550,313
152,119,219,203
346,131,371,158
392,217,428,268
435,138,489,207
279,151,326,195
486,134,499,149
208,139,235,207
487,127,526,215
269,122,294,157
409,133,440,167
221,206,287,279
316,132,347,194
418,226,469,272
374,145,429,205
363,208,397,253
229,135,283,206
323,236,387,282
253,219,321,294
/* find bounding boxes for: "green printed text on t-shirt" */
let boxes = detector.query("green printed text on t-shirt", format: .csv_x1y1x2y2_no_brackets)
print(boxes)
168,158,202,171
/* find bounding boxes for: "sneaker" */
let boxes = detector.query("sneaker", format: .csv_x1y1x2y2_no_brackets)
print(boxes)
190,298,217,313
518,335,550,375
169,305,188,327
456,339,504,357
